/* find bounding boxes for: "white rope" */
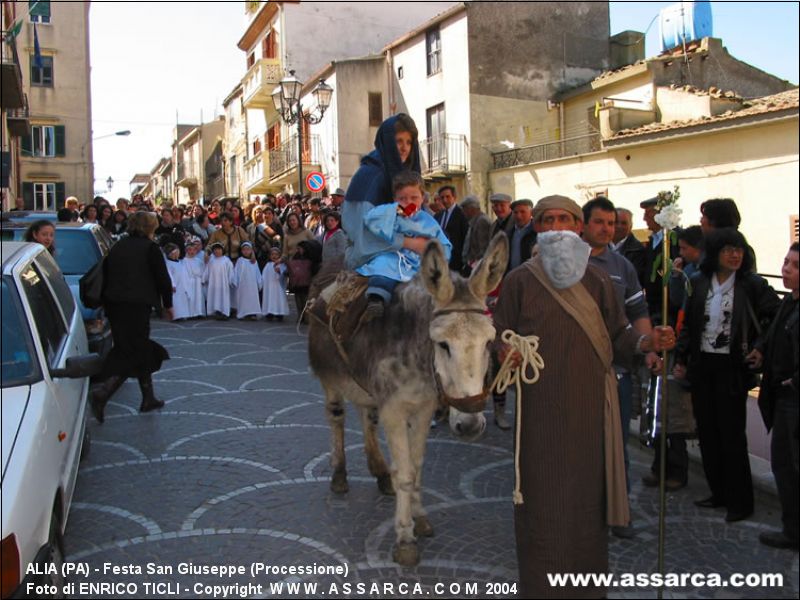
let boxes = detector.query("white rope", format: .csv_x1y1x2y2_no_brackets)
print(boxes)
491,329,545,505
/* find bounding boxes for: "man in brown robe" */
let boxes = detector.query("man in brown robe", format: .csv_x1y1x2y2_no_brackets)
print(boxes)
493,195,675,598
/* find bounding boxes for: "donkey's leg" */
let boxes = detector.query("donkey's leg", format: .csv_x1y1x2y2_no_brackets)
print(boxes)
380,405,419,567
359,406,393,495
325,389,348,494
408,402,436,538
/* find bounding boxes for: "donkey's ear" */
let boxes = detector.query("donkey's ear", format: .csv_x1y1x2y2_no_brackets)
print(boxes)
420,240,454,305
468,233,509,299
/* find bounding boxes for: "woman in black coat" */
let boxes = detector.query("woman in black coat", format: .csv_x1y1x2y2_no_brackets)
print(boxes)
91,211,174,423
674,228,779,522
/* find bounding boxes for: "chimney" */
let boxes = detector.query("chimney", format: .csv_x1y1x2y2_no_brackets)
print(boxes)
610,31,645,70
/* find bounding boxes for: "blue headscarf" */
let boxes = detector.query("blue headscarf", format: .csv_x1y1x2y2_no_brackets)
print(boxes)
344,114,421,206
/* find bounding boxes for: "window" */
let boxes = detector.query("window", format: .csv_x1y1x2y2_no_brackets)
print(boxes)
267,123,280,150
247,52,255,69
426,27,441,76
51,229,101,276
426,103,446,169
29,0,51,23
228,155,238,194
26,125,65,158
31,55,54,86
262,30,277,59
20,262,68,368
368,92,383,127
22,181,64,211
34,252,76,324
1,277,41,387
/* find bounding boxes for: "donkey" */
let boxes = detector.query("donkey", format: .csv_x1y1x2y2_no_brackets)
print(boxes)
308,234,508,566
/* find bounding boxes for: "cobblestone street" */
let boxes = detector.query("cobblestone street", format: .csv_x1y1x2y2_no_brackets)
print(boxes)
64,316,799,599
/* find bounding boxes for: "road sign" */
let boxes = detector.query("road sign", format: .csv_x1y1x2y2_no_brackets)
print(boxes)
306,171,325,193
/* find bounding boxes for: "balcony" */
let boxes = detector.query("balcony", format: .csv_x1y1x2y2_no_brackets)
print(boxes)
176,161,199,188
268,134,322,187
1,33,25,108
420,133,469,179
243,151,272,194
242,58,282,110
492,133,602,170
6,94,29,137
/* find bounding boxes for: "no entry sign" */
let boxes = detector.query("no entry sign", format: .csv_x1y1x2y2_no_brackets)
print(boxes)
306,171,326,193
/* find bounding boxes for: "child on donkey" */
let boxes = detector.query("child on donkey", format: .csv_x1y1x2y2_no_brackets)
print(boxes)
233,242,263,320
356,171,451,320
262,247,290,321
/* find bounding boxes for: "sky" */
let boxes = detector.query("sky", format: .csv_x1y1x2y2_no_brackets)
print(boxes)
89,1,799,197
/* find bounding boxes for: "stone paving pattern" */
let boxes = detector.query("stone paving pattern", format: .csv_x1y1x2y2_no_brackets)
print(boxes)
64,317,800,599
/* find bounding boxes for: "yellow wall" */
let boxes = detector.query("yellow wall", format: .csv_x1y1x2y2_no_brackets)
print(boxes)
489,117,799,281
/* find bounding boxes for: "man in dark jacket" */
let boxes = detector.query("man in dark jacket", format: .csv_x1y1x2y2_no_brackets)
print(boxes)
155,207,186,257
489,192,515,241
507,199,536,273
613,207,647,286
435,185,470,273
752,242,799,549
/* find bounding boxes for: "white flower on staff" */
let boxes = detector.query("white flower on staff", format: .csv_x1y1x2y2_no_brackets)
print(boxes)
654,204,682,231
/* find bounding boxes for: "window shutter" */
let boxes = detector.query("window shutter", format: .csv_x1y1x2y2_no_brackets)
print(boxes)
22,129,33,156
23,182,34,210
55,182,66,206
368,92,383,127
55,125,66,156
30,0,50,17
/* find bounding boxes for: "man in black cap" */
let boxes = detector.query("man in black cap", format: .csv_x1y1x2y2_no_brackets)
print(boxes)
507,199,536,273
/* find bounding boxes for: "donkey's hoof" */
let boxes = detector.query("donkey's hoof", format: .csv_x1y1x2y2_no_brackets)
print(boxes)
376,473,395,496
331,471,349,494
392,542,419,567
413,515,434,538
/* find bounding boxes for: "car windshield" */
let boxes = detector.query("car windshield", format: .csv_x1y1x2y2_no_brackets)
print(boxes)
54,230,101,275
1,277,40,387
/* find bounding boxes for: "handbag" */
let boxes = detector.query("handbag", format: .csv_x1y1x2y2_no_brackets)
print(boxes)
287,258,312,292
79,256,106,309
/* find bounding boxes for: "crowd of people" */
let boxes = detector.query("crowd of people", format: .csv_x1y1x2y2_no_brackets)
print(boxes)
17,112,797,598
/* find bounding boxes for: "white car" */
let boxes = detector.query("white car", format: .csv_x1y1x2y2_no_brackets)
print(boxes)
1,242,101,599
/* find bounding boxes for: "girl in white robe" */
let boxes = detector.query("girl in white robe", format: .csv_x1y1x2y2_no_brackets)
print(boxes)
233,242,263,320
164,244,190,320
182,238,206,318
203,242,235,319
261,247,290,321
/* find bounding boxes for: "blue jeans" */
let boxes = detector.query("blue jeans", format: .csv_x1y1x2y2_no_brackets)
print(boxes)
367,275,398,303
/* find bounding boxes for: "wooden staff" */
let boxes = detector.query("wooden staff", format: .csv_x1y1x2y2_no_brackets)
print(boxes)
657,234,671,600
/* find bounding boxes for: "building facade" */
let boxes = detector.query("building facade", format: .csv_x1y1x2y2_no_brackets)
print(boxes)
223,83,248,202
237,0,459,198
1,1,29,211
17,0,93,209
172,118,225,206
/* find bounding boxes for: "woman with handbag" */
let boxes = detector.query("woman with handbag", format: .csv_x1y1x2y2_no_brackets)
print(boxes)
90,211,174,423
674,227,779,522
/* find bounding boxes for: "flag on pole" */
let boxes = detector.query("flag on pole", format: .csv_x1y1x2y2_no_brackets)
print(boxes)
7,19,22,40
33,22,43,69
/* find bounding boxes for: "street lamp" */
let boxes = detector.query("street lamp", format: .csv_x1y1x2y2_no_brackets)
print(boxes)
93,130,131,141
271,70,333,194
106,176,114,191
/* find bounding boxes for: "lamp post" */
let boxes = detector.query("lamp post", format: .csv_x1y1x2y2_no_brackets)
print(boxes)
93,130,131,141
106,176,114,192
271,70,332,194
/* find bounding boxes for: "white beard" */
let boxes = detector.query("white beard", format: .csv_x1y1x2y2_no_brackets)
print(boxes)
537,230,591,289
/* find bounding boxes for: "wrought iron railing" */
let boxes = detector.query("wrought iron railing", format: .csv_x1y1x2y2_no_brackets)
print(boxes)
268,134,322,179
420,133,468,175
492,133,602,169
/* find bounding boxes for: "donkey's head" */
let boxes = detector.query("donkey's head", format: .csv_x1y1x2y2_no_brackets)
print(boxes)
420,234,509,440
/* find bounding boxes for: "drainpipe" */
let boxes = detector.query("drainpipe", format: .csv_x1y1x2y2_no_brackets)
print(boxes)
386,49,396,114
